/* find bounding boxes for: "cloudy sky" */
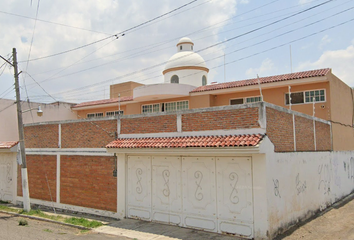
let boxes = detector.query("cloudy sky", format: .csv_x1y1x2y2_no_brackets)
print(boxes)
0,0,353,104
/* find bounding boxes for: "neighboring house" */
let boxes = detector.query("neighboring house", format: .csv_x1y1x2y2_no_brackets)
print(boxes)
0,99,78,141
71,37,354,151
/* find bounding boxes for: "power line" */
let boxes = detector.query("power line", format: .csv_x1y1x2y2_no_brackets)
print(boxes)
19,0,201,63
41,0,336,97
0,10,112,35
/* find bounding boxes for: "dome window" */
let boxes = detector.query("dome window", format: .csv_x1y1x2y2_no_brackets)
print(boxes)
202,75,207,86
171,75,179,84
191,46,193,50
180,45,182,50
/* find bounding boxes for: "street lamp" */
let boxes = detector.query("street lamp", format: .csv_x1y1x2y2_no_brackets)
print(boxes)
23,106,43,117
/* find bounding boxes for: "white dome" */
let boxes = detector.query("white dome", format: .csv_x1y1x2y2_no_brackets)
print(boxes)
164,52,207,71
177,37,193,46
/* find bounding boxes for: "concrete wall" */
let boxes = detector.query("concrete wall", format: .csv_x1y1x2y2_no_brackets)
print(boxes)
0,99,77,141
266,151,354,238
0,152,17,203
110,81,144,98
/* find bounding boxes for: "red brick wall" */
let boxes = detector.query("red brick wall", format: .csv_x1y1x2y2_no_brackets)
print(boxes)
295,115,315,151
60,155,117,212
17,155,56,202
61,120,116,148
121,115,177,134
315,121,332,151
24,124,59,148
266,107,294,152
182,108,259,132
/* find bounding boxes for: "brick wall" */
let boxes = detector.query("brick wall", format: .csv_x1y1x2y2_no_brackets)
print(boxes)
266,107,295,152
182,108,259,132
120,115,177,134
315,121,332,151
17,155,56,202
25,124,59,148
60,155,117,212
295,115,315,151
61,120,116,148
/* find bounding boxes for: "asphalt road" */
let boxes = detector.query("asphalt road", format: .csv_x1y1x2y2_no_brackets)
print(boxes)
0,212,129,240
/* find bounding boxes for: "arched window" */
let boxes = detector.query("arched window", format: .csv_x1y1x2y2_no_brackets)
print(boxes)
202,75,207,86
180,45,182,50
171,75,179,84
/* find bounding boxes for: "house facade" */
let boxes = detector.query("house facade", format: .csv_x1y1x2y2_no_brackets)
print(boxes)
2,37,354,239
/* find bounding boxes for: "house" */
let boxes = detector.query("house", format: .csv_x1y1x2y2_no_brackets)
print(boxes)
3,37,354,240
0,99,77,141
71,37,354,151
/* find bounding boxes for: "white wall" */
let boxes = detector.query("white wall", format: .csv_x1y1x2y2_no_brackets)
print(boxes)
0,152,17,203
266,151,354,238
0,99,77,141
164,69,208,87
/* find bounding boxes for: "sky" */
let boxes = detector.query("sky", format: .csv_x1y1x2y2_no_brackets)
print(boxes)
0,0,353,104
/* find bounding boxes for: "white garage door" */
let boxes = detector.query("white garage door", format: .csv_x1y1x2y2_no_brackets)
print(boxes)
127,155,253,238
0,157,14,202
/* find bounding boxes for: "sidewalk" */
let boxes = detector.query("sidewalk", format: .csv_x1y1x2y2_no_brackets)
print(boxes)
3,193,354,240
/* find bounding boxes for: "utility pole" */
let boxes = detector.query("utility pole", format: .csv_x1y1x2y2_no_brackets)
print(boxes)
13,48,31,211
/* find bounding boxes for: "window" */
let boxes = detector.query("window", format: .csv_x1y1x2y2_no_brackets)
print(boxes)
305,90,325,102
246,96,262,103
230,98,244,105
285,89,326,105
171,75,179,83
142,101,188,113
180,45,182,50
202,75,207,86
87,112,103,118
191,46,193,50
142,103,160,113
106,110,123,117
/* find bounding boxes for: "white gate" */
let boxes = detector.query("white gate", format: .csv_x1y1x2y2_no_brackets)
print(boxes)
126,155,254,238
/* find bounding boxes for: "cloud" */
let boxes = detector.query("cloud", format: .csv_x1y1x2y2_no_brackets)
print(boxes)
318,35,331,50
298,0,313,5
297,41,354,86
0,0,238,103
246,58,276,78
240,0,250,4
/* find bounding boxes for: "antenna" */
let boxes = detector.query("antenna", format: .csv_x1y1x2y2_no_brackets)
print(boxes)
288,86,292,110
290,45,293,73
224,53,226,82
257,74,263,101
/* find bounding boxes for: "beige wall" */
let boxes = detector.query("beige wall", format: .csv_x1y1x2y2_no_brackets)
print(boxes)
0,99,77,141
110,81,144,98
211,82,331,121
77,105,127,119
328,73,354,150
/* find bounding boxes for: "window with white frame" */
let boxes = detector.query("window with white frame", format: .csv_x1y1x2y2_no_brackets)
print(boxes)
106,110,124,117
87,112,103,118
305,90,325,102
142,103,160,113
285,89,325,105
246,96,262,103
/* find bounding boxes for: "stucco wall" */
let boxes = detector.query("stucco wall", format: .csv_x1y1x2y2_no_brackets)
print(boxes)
328,74,354,151
266,151,354,238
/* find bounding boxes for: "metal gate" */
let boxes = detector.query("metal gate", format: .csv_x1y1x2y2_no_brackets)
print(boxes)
126,155,254,238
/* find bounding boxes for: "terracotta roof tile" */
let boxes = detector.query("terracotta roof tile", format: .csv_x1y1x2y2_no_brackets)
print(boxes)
0,141,19,149
191,68,331,93
106,134,264,149
72,96,133,108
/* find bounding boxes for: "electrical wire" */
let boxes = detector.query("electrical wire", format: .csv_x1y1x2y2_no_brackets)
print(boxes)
18,0,201,63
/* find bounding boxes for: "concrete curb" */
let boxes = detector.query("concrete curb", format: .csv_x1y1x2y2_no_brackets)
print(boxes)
0,210,91,230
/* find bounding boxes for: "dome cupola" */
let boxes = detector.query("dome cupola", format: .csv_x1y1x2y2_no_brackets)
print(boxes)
163,37,209,87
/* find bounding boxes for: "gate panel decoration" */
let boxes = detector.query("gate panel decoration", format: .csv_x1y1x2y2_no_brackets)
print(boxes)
216,157,254,238
126,155,254,238
127,155,151,220
151,156,182,225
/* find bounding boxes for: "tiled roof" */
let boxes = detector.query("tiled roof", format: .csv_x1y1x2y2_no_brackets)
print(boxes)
0,141,19,149
191,68,331,93
72,96,133,108
106,134,264,149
